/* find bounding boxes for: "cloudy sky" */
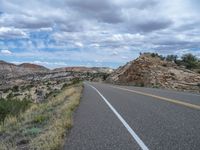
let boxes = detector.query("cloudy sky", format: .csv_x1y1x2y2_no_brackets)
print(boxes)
0,0,200,68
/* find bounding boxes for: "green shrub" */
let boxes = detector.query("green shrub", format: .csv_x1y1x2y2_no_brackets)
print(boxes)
72,78,81,84
166,55,178,62
140,83,145,87
33,115,47,124
0,98,31,123
6,93,14,100
23,127,41,136
152,84,160,88
181,53,198,69
3,88,10,93
151,53,159,57
12,85,19,92
162,63,167,67
197,83,200,87
62,83,69,90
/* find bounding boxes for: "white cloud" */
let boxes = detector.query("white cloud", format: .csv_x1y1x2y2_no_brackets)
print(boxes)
90,43,100,48
1,49,12,55
74,42,84,48
0,27,27,39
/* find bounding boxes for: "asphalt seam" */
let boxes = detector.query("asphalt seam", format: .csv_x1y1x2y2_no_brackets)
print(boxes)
87,84,149,150
111,86,200,111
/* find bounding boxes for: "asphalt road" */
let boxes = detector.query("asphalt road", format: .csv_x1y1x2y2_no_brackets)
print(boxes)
64,82,200,150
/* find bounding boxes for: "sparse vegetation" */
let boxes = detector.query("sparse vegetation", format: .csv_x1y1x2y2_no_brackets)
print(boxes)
151,53,159,57
146,52,200,71
12,85,19,92
0,98,31,123
166,55,178,63
152,84,160,88
0,83,83,150
197,83,200,87
33,115,47,124
181,53,199,69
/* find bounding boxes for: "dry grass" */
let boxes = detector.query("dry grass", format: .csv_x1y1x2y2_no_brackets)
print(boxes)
0,83,83,150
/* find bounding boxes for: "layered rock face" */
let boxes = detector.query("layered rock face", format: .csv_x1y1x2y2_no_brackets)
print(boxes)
107,54,200,92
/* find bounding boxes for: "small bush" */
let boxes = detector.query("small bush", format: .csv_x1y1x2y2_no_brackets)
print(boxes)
197,83,200,87
166,55,178,62
72,78,81,84
12,85,19,92
170,72,175,76
151,53,159,57
153,84,160,88
162,64,167,67
33,115,46,124
23,127,41,136
140,83,145,87
3,88,10,93
6,93,14,100
135,83,144,87
62,83,69,90
181,53,198,69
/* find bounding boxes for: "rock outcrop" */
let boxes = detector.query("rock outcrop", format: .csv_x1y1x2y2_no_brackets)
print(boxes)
107,54,200,93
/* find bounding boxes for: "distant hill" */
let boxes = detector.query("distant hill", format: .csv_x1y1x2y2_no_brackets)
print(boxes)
53,66,114,74
19,63,49,72
0,60,113,80
0,60,15,66
107,53,200,93
0,61,49,79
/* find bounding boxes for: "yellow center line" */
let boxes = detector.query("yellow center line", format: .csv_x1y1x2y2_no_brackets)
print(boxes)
111,86,200,111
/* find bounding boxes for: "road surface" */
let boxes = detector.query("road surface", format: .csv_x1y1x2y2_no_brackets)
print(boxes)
64,82,200,150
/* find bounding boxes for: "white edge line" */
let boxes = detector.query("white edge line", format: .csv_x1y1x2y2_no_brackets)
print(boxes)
87,83,149,150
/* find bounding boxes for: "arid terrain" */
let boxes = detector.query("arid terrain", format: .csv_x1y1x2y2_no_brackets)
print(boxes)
0,61,113,103
0,62,113,149
107,53,200,93
1,0,200,149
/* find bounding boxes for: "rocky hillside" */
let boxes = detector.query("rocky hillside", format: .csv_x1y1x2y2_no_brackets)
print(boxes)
53,66,114,73
0,60,113,80
0,60,113,93
19,63,49,72
0,61,49,79
107,53,200,93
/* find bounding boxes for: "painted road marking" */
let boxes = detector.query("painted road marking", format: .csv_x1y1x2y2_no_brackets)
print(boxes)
87,84,149,150
112,86,200,111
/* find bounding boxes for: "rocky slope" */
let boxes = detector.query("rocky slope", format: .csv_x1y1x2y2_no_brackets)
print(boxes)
107,54,200,93
18,63,49,72
0,61,49,79
53,66,114,73
0,60,113,80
